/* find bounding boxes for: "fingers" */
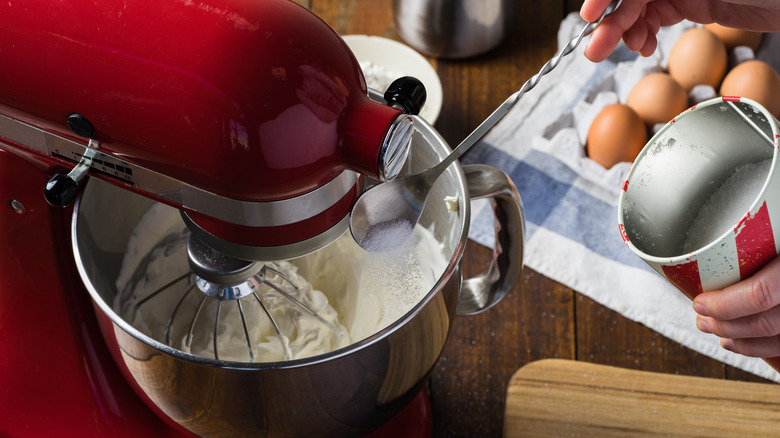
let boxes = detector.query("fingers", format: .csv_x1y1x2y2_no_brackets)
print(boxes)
696,315,780,358
694,257,780,358
584,19,658,62
580,0,615,22
723,336,780,359
581,0,689,62
697,311,780,358
696,304,780,340
636,31,659,57
582,0,650,62
694,257,780,320
637,3,662,56
584,21,626,62
623,18,650,52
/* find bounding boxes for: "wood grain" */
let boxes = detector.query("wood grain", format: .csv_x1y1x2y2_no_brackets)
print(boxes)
505,359,780,437
575,293,727,378
431,252,576,438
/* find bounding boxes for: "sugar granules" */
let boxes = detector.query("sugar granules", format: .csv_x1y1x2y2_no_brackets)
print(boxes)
682,158,772,253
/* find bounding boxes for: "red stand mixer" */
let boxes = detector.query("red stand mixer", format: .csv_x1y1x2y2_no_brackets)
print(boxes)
0,0,525,436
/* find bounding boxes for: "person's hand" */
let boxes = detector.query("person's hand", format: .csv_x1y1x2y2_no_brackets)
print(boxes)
580,0,780,62
693,256,780,358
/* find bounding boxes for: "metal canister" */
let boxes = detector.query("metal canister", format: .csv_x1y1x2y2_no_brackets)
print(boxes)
392,0,512,59
618,96,780,371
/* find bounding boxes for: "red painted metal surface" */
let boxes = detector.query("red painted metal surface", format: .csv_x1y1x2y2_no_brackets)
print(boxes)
0,149,192,437
735,201,776,280
661,259,703,300
0,0,399,202
365,389,434,438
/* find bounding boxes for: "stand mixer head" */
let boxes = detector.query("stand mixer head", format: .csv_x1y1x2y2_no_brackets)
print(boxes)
0,0,423,261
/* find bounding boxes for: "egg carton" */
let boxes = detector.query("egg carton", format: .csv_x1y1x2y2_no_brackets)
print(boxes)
508,14,780,202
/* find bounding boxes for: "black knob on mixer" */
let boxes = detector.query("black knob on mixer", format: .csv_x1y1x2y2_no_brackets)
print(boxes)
66,113,95,138
384,76,427,115
44,174,80,207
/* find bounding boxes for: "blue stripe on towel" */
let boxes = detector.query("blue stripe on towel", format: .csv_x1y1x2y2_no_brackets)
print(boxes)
464,145,650,271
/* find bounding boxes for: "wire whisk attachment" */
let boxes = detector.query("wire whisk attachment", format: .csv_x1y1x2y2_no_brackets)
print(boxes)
126,235,346,362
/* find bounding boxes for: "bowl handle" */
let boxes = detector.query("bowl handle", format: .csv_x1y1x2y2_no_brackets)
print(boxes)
457,164,525,315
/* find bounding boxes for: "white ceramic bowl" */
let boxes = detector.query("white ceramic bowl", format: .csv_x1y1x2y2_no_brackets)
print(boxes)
343,35,443,124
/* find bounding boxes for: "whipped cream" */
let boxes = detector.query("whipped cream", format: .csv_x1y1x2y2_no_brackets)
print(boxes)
114,203,448,363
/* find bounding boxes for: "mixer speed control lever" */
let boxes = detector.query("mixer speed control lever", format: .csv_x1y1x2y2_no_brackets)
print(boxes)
44,139,98,207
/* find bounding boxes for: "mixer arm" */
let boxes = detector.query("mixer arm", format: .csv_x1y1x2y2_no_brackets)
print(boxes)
457,164,525,315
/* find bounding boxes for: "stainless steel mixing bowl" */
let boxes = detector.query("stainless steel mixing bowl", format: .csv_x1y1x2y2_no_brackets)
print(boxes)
392,0,511,59
72,117,524,437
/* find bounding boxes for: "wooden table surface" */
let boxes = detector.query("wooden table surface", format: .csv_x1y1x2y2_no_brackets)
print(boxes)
297,1,772,437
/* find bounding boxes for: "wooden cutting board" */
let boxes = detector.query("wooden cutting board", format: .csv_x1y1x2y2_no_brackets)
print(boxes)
505,359,780,437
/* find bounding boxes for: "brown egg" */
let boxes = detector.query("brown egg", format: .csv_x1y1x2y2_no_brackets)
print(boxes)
587,103,648,169
668,27,728,92
703,23,763,51
626,72,689,126
720,59,780,117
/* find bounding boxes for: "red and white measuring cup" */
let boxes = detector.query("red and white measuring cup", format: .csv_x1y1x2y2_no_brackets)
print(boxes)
618,96,780,372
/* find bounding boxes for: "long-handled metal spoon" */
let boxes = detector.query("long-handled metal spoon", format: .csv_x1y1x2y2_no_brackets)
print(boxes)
350,0,621,251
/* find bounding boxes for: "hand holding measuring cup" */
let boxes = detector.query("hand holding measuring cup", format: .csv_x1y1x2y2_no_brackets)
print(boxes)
618,97,780,372
595,0,780,372
694,257,780,359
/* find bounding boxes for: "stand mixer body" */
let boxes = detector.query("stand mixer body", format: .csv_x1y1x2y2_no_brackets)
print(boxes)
0,0,411,434
0,0,525,436
0,151,188,436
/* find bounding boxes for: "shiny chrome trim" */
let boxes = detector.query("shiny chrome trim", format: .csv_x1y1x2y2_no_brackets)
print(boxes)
0,112,357,227
178,171,357,228
182,212,350,261
378,114,414,182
